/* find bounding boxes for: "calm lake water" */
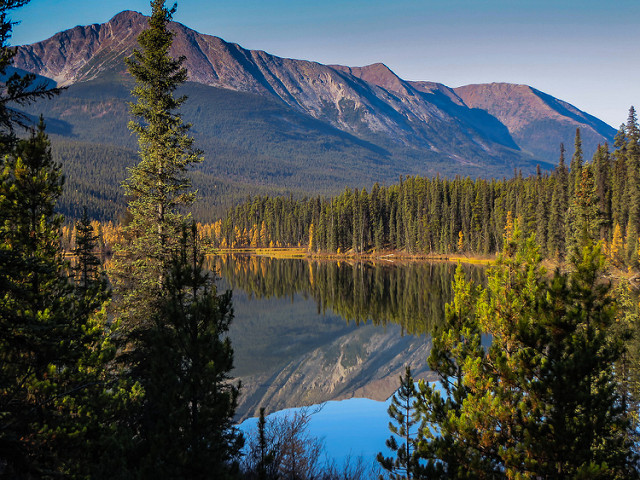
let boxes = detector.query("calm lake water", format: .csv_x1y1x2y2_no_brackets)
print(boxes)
209,255,484,461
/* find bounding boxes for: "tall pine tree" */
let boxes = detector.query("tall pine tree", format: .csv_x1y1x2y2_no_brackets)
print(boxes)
0,122,113,476
108,2,242,476
111,0,202,330
377,366,423,479
134,225,243,478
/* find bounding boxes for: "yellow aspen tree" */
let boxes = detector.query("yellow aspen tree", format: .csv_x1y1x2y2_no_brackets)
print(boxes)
260,221,269,247
504,210,514,244
250,225,259,247
308,222,315,252
611,222,624,266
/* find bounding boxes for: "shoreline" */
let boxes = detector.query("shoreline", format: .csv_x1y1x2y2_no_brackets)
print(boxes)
207,247,496,266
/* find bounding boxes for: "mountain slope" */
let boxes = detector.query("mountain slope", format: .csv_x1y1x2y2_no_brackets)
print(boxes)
11,10,617,220
455,83,617,161
16,11,533,164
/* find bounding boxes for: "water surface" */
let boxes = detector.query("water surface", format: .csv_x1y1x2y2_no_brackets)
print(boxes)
209,255,485,420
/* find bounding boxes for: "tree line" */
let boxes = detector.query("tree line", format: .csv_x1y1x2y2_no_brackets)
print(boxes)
210,115,640,268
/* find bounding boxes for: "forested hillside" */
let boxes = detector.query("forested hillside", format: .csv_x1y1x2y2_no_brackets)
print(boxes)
212,114,640,266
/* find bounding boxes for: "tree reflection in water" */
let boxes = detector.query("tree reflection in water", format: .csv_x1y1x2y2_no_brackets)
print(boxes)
206,255,486,419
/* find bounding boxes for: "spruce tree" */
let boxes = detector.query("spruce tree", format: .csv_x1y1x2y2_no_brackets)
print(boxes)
377,366,423,479
111,0,202,329
624,107,640,266
568,128,584,200
547,145,568,258
0,119,66,474
74,208,103,289
0,122,113,476
134,225,243,478
108,2,242,476
612,125,629,234
592,144,612,242
416,263,488,478
570,164,601,249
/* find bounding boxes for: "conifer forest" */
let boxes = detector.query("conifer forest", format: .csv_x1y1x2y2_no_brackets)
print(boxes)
212,122,640,269
2,0,640,479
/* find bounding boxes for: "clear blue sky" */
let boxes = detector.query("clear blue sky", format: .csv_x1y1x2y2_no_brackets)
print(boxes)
9,0,640,128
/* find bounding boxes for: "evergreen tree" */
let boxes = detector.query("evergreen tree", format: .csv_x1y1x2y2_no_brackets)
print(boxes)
74,207,103,289
0,122,113,476
570,164,601,250
111,0,202,329
377,366,423,479
257,408,277,480
108,2,243,476
612,125,628,227
415,232,639,478
593,144,612,242
624,107,640,267
134,225,243,478
568,128,584,200
416,263,487,478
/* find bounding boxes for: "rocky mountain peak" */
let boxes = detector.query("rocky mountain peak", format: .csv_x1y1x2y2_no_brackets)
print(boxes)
13,10,148,86
330,62,406,94
455,82,615,160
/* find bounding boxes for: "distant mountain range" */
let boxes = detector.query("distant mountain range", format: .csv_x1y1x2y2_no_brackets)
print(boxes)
12,11,616,220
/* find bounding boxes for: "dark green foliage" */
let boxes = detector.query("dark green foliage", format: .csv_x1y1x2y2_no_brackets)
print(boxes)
108,3,243,477
570,163,601,251
568,128,584,201
110,0,202,329
377,366,423,479
415,264,487,478
0,121,113,476
216,116,640,270
131,226,242,478
0,3,120,476
257,408,276,480
0,118,67,475
73,208,103,288
414,234,639,478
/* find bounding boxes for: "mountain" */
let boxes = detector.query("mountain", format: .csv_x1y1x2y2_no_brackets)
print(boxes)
11,11,616,221
455,83,616,161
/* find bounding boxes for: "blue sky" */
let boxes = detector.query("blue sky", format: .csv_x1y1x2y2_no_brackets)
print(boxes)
10,0,640,128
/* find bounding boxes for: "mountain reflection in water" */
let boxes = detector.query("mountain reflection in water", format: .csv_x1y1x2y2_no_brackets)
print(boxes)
206,255,485,420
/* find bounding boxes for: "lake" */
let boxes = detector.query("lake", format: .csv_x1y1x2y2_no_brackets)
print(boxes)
209,255,485,461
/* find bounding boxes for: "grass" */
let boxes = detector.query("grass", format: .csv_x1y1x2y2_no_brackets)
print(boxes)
210,247,308,259
208,247,496,265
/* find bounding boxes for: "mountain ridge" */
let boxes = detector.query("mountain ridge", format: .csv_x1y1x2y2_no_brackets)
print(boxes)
14,10,615,164
9,11,619,220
